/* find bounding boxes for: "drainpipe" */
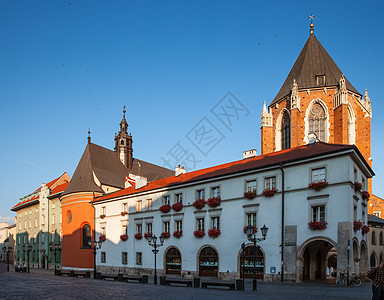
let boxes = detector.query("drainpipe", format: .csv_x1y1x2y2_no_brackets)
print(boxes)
279,163,285,282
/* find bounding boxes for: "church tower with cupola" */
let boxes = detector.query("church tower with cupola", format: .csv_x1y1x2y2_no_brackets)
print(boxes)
261,22,372,192
114,106,133,169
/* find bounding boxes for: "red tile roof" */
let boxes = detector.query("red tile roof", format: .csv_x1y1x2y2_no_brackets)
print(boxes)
95,142,369,202
48,182,70,198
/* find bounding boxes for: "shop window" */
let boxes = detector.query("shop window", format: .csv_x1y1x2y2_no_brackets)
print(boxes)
241,245,265,279
199,247,218,277
166,247,181,275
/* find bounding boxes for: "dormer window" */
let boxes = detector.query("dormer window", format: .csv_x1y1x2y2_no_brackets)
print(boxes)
316,74,326,86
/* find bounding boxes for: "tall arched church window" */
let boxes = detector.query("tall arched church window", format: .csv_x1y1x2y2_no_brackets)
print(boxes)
281,111,291,150
308,103,326,141
82,224,91,248
348,107,355,145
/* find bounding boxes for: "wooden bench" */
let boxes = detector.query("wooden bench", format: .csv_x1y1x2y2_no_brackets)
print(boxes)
164,278,193,287
73,272,90,278
121,275,148,283
101,274,119,281
58,271,71,277
201,280,236,290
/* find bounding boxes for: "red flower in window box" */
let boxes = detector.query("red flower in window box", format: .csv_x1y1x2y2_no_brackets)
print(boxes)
173,230,182,238
353,220,362,231
243,225,257,234
121,211,128,216
161,232,170,239
208,228,221,238
361,225,370,234
262,188,278,197
120,234,128,241
193,199,206,209
134,233,142,240
353,182,363,192
144,232,152,239
308,181,328,191
100,214,106,219
172,202,183,212
244,191,257,200
308,220,327,231
159,205,171,213
207,197,221,208
99,235,106,242
362,191,370,200
193,230,205,238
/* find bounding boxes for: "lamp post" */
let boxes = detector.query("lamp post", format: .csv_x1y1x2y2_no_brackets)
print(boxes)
49,242,61,275
22,244,33,273
88,240,103,279
241,242,245,291
146,234,165,284
246,224,268,291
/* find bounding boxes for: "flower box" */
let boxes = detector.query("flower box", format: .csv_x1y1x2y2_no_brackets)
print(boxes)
100,214,106,219
120,234,128,241
207,197,221,208
308,220,327,231
99,235,106,242
121,211,128,216
353,220,362,231
193,230,205,238
361,225,370,234
159,205,171,213
173,230,182,238
308,181,328,191
172,202,183,212
208,228,221,238
193,199,206,210
161,232,171,239
262,188,277,197
244,191,257,200
243,225,257,234
353,182,363,192
144,232,152,239
134,233,142,240
362,190,370,200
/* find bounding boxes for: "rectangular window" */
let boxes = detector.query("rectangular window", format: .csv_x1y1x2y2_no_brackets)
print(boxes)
136,252,142,265
136,201,142,212
212,216,220,229
146,199,152,211
196,218,205,231
122,225,128,235
175,193,183,203
246,180,257,192
52,214,55,225
35,207,38,213
42,215,45,225
101,252,106,263
122,252,128,265
122,203,128,212
212,187,220,198
146,223,153,234
101,226,106,236
264,176,276,189
362,177,366,190
163,221,170,233
247,213,257,226
354,168,358,182
316,74,326,86
312,168,325,182
136,224,142,234
29,209,31,215
312,205,325,222
101,206,106,215
354,206,357,221
18,223,21,230
60,213,62,224
24,221,27,229
52,202,56,209
28,219,31,228
197,189,205,200
176,220,183,232
163,195,170,206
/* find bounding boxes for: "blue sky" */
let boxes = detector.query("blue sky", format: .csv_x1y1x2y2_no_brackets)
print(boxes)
0,1,382,224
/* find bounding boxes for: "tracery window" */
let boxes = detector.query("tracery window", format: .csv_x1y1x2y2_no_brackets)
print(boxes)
308,103,326,141
281,111,291,150
82,224,91,248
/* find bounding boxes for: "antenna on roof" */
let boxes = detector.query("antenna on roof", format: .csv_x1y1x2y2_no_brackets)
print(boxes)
88,128,91,144
309,14,315,34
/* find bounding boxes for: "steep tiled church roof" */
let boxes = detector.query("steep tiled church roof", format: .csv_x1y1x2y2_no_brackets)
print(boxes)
271,31,360,105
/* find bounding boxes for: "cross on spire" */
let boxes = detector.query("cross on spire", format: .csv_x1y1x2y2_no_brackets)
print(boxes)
309,14,315,34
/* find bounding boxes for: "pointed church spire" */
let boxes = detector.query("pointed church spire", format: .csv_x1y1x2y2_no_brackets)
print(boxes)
115,106,133,168
261,101,273,127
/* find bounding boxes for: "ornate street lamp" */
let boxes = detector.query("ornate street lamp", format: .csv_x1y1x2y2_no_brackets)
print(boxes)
146,234,165,284
88,240,103,279
246,224,268,291
49,242,61,275
22,244,33,273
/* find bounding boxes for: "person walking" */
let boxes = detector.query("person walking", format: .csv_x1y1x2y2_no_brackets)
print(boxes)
367,261,384,300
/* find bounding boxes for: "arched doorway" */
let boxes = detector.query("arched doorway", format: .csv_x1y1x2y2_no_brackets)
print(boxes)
353,239,359,274
360,243,368,275
240,245,265,279
165,247,181,275
300,238,336,281
370,253,377,268
199,246,218,277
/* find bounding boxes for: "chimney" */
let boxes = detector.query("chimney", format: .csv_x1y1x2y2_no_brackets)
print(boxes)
126,174,148,190
243,149,257,159
175,165,187,177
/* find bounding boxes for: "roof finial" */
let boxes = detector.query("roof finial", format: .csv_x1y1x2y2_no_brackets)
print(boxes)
88,128,91,144
123,105,126,116
309,14,315,34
